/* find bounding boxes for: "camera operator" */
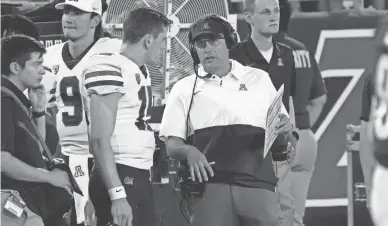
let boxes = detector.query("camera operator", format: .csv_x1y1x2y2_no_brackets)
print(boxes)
1,13,60,156
159,14,297,226
1,35,72,225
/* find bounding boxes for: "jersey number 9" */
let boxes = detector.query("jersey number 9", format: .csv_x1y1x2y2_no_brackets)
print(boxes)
59,76,83,127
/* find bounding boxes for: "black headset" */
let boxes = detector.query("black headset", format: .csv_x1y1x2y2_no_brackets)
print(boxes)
188,14,239,66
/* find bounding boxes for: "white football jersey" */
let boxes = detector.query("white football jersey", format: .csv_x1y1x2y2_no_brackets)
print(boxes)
43,37,122,156
82,53,155,170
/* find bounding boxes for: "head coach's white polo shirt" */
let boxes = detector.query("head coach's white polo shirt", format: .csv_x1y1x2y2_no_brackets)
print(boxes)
159,59,288,189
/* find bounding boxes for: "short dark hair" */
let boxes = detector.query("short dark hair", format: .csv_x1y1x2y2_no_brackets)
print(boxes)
122,7,172,44
1,14,40,39
1,35,46,76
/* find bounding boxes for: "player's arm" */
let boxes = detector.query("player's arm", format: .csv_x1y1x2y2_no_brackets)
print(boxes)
90,92,123,191
84,56,132,226
83,56,125,192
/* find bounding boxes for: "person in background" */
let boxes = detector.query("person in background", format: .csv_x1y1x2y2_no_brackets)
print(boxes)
41,0,121,225
1,13,60,156
274,0,327,225
1,34,72,226
230,0,297,116
229,1,298,224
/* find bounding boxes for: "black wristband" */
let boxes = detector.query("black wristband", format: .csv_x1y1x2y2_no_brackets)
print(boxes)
32,111,45,118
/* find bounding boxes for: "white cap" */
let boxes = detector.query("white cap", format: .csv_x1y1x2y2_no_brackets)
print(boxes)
55,0,102,16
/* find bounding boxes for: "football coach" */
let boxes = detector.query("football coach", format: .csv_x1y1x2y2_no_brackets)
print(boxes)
159,14,297,226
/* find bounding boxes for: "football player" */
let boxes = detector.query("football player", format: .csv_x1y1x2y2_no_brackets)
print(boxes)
41,0,121,225
81,7,171,226
370,17,388,226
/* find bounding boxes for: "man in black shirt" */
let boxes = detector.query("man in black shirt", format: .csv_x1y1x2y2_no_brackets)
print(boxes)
230,1,297,225
230,0,296,115
1,35,72,225
273,1,327,225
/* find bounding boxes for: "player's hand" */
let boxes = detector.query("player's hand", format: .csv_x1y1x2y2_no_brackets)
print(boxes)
275,114,293,135
186,147,214,183
28,84,46,112
46,168,73,196
85,199,96,226
111,198,133,226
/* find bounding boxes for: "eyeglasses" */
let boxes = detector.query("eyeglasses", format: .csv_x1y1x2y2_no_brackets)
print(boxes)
194,37,224,49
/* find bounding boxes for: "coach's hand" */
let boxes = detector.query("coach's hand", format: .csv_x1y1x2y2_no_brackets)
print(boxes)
111,198,133,226
186,147,214,183
275,114,293,135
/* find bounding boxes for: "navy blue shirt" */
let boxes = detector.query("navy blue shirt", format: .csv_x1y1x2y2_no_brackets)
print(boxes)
230,36,296,112
276,32,327,129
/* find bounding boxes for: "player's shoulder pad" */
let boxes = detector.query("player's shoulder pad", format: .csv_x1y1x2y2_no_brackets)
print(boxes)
85,53,121,73
83,53,125,94
45,41,67,55
44,41,67,62
94,37,122,52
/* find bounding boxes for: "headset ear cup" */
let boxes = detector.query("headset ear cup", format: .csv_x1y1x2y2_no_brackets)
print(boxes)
225,31,238,49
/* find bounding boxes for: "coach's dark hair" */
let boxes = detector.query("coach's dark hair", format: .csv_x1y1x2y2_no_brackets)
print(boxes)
1,14,40,40
279,0,291,32
122,7,172,44
1,35,46,76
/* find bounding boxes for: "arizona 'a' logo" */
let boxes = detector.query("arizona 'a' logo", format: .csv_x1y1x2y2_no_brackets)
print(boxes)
239,84,247,91
73,165,85,177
